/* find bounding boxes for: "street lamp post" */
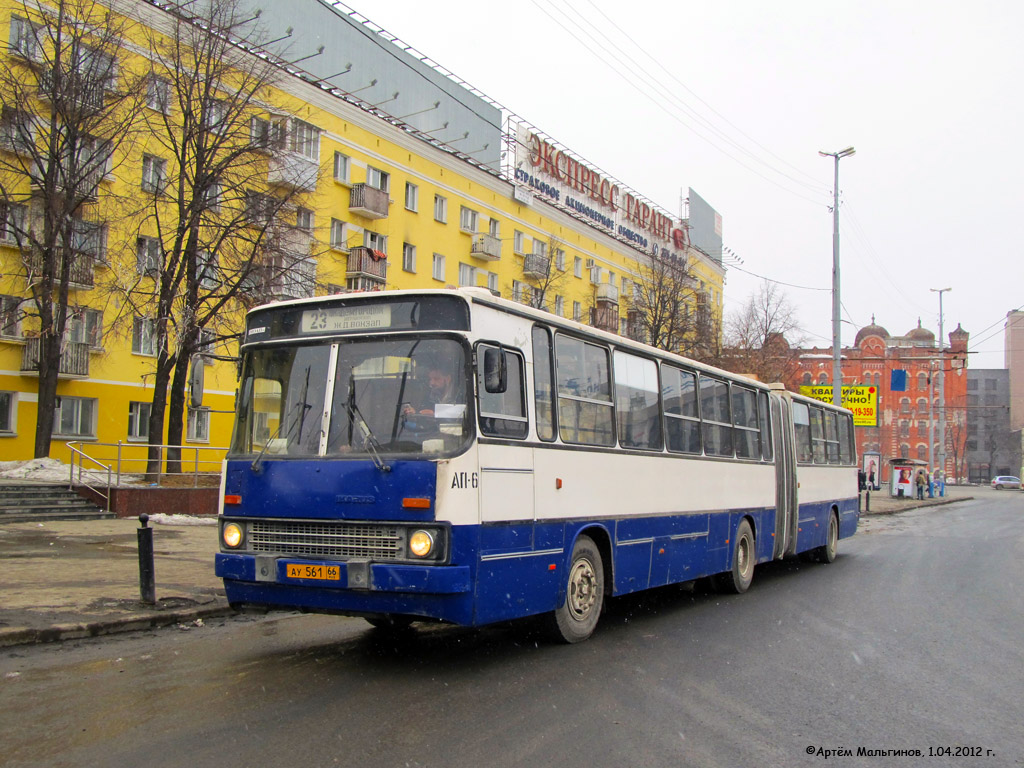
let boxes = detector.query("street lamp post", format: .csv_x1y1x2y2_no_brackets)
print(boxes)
931,287,952,479
820,147,856,408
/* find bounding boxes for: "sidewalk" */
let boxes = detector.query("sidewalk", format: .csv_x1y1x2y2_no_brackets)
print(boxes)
0,514,232,648
859,483,972,515
0,485,976,648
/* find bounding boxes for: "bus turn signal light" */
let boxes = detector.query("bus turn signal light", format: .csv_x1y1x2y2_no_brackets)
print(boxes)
224,495,241,505
402,498,430,509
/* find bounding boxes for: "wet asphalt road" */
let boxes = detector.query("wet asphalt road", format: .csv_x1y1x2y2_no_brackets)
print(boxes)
2,490,1022,768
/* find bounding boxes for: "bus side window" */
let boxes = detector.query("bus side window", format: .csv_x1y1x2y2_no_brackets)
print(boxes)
664,365,701,454
824,410,840,464
838,412,854,464
732,385,760,459
700,375,733,457
758,391,773,461
555,335,614,446
532,326,555,441
793,401,812,463
809,406,826,464
613,350,662,450
477,344,528,439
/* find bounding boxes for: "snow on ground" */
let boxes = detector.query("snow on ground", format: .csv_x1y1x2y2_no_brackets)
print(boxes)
147,513,216,526
0,458,145,485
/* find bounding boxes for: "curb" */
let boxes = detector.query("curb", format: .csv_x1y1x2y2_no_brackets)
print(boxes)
0,601,236,648
861,496,972,517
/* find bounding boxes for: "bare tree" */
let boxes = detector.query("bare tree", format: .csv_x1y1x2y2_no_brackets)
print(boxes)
0,0,142,456
119,0,320,473
630,249,720,361
511,234,571,312
722,280,804,383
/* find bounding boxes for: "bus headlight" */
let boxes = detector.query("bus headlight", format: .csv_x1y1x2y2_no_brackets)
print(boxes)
408,529,434,558
222,522,244,549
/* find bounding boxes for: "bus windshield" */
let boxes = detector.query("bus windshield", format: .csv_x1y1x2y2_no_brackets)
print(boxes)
231,337,471,459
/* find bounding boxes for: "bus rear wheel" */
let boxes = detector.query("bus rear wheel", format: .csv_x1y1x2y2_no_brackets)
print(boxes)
814,510,839,563
549,535,604,643
712,519,755,594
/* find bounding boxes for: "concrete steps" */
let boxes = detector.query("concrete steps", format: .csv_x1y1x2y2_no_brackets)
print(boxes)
0,483,115,523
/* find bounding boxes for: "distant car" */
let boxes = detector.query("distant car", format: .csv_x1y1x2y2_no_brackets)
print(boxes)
991,476,1022,490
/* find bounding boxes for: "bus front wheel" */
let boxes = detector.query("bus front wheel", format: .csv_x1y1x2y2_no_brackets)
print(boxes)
713,519,755,594
549,535,604,643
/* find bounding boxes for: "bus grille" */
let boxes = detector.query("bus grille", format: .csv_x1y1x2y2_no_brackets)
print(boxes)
248,520,403,560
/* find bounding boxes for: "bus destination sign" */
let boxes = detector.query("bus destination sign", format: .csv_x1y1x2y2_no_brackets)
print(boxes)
301,305,392,333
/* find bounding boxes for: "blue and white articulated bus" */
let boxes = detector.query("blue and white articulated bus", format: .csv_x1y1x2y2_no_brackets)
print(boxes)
216,288,859,642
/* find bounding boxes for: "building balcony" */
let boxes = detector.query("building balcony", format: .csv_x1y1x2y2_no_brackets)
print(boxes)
21,337,90,378
522,253,550,279
24,250,95,288
346,246,387,283
267,151,318,192
348,184,390,220
590,305,619,334
596,283,619,304
470,233,501,261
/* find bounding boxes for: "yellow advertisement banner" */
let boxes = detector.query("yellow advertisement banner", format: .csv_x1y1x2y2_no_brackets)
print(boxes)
799,385,878,427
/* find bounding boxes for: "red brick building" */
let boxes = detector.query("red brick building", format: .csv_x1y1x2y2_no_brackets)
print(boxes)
788,318,970,483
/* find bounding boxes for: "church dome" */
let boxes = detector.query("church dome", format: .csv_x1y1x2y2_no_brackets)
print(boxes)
906,318,935,342
855,315,890,347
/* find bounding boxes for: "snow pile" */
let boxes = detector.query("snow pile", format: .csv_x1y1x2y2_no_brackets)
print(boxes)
0,458,73,483
147,513,217,526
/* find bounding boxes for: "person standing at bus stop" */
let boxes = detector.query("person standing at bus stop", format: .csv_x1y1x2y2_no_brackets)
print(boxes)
915,469,927,500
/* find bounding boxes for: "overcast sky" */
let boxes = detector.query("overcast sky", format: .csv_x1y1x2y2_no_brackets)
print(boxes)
336,0,1021,369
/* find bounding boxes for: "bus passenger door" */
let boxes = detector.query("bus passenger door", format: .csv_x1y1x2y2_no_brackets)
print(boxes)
772,396,797,559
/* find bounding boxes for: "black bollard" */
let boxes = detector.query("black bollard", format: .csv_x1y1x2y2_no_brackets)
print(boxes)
865,489,871,513
138,513,156,605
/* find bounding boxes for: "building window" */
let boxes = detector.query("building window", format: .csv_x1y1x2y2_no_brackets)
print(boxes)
290,119,319,160
512,280,530,304
432,253,446,282
1,295,22,338
917,398,928,414
136,236,160,276
818,373,828,385
487,272,499,294
9,16,40,61
488,218,500,238
333,152,350,183
514,230,525,255
555,249,566,271
0,391,14,433
203,98,227,134
802,372,812,385
141,155,167,193
405,182,418,211
459,206,478,232
458,262,476,288
198,251,219,290
128,401,150,441
296,207,313,232
402,242,416,273
574,256,582,278
434,194,447,223
67,307,102,348
53,396,96,438
363,230,387,254
132,317,157,356
146,77,170,113
573,301,582,322
187,407,210,442
366,166,389,192
555,295,565,317
0,201,26,244
900,397,911,414
330,219,347,251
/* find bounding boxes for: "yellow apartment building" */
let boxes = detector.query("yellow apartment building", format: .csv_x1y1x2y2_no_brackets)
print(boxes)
0,0,726,465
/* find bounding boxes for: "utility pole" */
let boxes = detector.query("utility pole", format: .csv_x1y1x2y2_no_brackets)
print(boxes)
820,147,856,408
931,287,952,478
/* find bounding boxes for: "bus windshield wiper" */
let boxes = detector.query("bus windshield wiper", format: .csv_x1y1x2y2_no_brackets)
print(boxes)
251,367,312,473
347,374,390,472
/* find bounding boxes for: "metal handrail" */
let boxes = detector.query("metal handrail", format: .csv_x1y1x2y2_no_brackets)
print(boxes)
66,441,228,488
67,442,112,512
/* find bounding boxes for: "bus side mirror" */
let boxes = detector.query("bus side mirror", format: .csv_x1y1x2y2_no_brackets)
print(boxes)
483,347,507,394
